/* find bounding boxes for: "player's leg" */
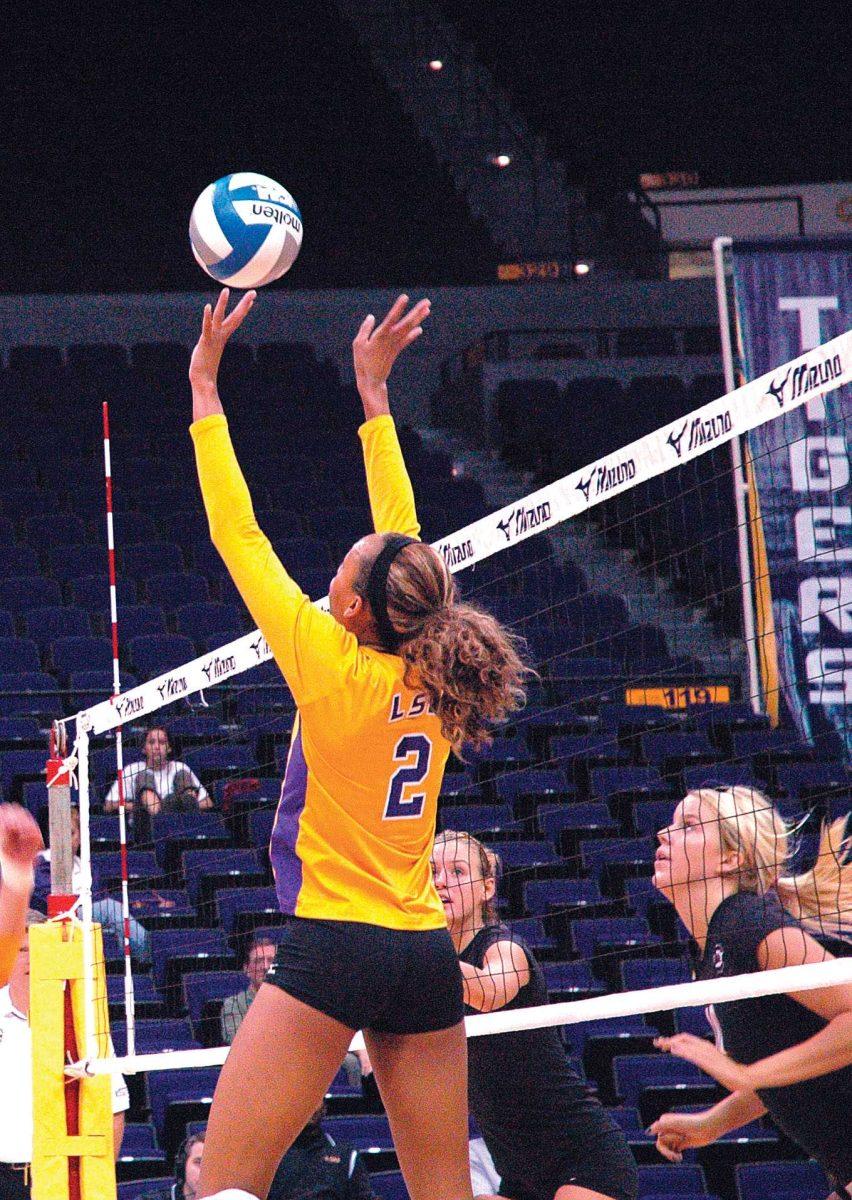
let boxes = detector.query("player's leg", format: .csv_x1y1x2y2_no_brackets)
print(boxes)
197,984,354,1199
364,1022,473,1200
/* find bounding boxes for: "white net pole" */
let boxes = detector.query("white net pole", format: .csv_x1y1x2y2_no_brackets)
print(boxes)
68,956,852,1077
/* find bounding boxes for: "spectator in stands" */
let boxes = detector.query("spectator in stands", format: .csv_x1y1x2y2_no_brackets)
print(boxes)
267,1103,374,1200
31,805,150,961
189,291,529,1200
650,787,852,1200
104,724,211,815
0,805,42,988
220,936,278,1044
0,910,128,1198
141,1130,205,1200
432,830,638,1200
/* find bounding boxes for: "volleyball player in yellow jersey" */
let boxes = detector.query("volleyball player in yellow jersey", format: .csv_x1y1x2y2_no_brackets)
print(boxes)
0,804,43,985
189,289,529,1200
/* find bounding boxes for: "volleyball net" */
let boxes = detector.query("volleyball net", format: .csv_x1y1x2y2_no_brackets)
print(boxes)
48,329,851,1126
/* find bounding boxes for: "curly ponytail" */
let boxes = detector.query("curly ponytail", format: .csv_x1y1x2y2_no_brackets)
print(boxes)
374,539,531,754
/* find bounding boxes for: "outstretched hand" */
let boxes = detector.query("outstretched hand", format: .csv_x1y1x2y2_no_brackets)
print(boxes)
353,294,430,415
189,287,257,392
0,803,43,891
654,1033,753,1093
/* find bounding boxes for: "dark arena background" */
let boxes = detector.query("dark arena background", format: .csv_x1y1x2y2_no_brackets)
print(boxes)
0,5,850,1200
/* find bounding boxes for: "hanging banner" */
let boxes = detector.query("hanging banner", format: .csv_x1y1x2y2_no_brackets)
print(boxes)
732,238,852,757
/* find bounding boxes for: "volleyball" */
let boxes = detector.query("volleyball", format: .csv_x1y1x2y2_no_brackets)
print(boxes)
188,172,303,288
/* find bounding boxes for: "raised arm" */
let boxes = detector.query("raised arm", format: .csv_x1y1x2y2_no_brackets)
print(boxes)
0,804,43,985
189,290,358,709
353,295,430,537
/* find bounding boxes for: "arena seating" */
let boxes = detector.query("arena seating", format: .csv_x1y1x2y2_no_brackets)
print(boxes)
0,342,844,1200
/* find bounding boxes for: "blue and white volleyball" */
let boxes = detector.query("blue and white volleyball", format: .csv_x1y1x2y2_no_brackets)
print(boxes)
189,172,303,288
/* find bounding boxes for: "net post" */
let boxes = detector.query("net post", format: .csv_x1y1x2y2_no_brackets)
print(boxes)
46,722,74,908
74,717,98,1063
713,234,762,715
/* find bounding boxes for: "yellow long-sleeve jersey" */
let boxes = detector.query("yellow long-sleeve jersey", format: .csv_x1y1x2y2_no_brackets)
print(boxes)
191,413,449,929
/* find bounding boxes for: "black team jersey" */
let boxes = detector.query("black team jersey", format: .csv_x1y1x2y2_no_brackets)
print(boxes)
698,890,852,1187
460,924,634,1197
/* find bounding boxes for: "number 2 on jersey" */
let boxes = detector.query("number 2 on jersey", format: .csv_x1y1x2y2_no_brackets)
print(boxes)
384,733,432,820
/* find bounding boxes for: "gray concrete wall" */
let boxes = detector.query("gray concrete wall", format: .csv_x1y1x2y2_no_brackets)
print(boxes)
0,280,718,423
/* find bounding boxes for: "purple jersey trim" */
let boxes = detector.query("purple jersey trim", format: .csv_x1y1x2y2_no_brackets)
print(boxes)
270,722,308,914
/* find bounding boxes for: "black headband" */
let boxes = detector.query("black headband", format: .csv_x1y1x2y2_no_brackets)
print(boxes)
365,534,419,652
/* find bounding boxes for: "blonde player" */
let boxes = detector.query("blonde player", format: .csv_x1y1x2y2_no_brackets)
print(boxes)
0,805,43,986
189,289,529,1200
650,788,852,1199
432,831,638,1200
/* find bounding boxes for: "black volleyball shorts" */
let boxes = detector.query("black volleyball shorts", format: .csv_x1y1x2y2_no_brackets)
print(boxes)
265,915,464,1034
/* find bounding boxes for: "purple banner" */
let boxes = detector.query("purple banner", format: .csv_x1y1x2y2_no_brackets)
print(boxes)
733,240,852,756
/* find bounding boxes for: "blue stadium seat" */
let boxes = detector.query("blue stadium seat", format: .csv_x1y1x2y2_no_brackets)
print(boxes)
92,849,160,886
542,962,605,998
146,1066,221,1140
24,606,92,649
69,574,138,609
613,1054,711,1106
550,734,630,777
216,886,280,934
118,1123,159,1154
254,509,307,542
735,1160,830,1200
523,878,604,915
323,1114,394,1152
97,510,158,545
536,801,618,841
0,670,59,717
732,729,812,764
0,547,41,578
6,489,60,519
150,811,230,867
632,798,677,837
189,743,258,777
69,669,138,712
25,514,85,547
182,970,249,1030
277,537,334,575
496,839,560,868
175,602,244,640
122,543,185,579
51,636,114,678
682,764,762,792
508,916,557,954
439,803,514,833
0,639,41,673
248,808,276,849
157,508,211,544
118,605,168,640
620,958,691,992
0,576,62,613
495,768,571,803
370,1171,408,1200
581,837,656,877
0,750,47,801
127,634,195,677
112,1019,199,1055
181,848,262,905
0,716,42,747
571,917,657,961
775,761,849,798
149,927,230,989
146,572,209,608
641,731,715,768
107,973,161,1009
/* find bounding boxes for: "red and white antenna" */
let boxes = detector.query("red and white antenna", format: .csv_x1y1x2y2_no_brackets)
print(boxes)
102,401,136,1057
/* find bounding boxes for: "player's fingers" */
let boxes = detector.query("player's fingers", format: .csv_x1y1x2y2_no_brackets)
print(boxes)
355,314,376,343
222,290,256,334
392,298,431,333
213,288,230,325
402,326,423,348
377,294,409,331
201,304,213,336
